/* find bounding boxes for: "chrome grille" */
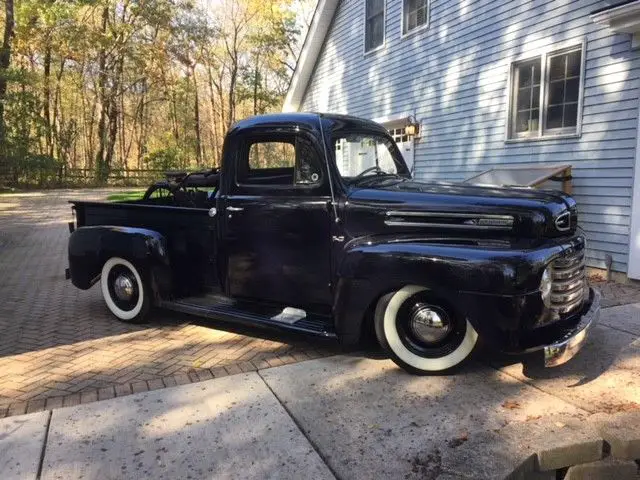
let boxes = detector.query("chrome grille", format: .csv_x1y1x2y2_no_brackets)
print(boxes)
550,250,587,315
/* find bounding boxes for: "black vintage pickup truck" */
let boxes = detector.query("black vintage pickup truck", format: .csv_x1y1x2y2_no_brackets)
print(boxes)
67,113,600,375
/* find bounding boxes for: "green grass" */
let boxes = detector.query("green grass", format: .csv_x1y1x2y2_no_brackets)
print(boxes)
106,190,145,202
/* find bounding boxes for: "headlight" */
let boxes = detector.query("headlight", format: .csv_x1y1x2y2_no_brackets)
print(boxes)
540,267,553,307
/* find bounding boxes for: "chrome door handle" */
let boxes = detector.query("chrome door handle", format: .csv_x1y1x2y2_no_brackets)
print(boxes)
226,206,244,212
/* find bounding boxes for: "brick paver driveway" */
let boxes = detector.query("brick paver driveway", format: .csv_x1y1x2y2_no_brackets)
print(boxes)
0,190,339,417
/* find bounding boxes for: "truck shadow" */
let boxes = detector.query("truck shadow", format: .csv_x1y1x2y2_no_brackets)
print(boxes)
486,323,639,389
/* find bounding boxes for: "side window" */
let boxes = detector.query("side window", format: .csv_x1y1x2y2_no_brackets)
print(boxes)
249,142,295,170
237,136,323,189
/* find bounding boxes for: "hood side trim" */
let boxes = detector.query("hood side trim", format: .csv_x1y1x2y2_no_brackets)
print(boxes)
385,211,514,231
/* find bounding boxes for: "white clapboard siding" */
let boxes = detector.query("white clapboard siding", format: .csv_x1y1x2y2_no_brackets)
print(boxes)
300,0,640,272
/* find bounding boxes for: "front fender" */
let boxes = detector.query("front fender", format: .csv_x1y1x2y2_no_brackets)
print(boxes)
68,226,171,296
332,235,565,344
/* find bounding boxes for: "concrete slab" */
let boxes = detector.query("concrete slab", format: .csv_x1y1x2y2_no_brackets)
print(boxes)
0,411,49,480
496,325,640,414
439,414,603,477
40,373,334,480
565,457,638,480
496,415,603,471
591,411,640,460
600,302,640,336
438,429,537,479
260,355,586,480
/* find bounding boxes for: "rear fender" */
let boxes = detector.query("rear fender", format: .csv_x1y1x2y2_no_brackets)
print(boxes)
68,226,171,298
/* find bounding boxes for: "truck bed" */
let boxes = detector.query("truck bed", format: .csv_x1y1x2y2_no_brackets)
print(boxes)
71,200,219,294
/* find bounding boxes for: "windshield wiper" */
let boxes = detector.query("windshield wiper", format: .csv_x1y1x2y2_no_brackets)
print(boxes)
349,172,403,186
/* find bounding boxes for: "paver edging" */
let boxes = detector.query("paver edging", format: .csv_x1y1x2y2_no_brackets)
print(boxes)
0,355,342,419
1,360,252,418
440,411,640,479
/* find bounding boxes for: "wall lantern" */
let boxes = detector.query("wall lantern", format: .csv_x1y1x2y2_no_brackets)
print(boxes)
405,116,420,138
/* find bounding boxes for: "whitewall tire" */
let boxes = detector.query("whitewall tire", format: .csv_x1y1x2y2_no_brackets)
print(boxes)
375,285,478,374
100,257,150,323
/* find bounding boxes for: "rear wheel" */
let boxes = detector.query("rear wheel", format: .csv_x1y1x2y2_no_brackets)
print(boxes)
100,257,150,323
374,285,478,375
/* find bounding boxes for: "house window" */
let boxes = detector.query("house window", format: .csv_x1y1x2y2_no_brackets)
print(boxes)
513,60,541,135
365,0,385,52
387,125,416,173
389,127,409,143
403,0,428,34
509,45,584,139
546,50,581,130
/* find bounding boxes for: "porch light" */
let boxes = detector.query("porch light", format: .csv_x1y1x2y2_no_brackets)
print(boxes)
405,116,420,137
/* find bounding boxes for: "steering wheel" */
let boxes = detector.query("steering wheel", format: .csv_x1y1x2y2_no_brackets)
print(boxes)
352,165,385,180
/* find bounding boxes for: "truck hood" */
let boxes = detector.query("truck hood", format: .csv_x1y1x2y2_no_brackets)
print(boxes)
343,178,577,239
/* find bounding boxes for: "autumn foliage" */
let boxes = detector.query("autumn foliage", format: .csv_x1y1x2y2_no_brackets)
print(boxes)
0,0,314,187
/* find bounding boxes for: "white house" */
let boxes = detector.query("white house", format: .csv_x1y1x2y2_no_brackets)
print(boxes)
284,0,640,280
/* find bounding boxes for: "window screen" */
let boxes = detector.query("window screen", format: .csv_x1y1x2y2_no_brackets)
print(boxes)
403,0,428,34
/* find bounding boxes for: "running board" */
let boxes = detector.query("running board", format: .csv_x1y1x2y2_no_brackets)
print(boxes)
158,298,337,338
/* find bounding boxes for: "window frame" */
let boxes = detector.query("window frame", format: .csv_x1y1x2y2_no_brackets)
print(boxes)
233,131,326,194
400,0,430,38
331,130,411,183
363,0,386,55
505,40,586,142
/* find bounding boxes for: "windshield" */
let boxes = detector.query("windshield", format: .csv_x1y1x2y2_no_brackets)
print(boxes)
333,133,408,182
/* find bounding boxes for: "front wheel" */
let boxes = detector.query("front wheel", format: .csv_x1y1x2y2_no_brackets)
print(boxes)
100,257,151,323
374,285,478,375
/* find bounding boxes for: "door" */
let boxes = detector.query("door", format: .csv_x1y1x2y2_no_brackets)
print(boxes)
223,130,333,308
388,125,415,174
630,123,640,279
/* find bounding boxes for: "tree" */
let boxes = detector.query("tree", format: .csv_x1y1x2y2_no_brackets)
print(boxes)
1,0,313,186
0,0,15,180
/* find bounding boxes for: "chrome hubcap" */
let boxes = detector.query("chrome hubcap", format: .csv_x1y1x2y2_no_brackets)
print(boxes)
409,304,451,344
113,274,135,301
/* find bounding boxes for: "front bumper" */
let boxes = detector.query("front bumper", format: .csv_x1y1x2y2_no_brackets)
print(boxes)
541,288,600,367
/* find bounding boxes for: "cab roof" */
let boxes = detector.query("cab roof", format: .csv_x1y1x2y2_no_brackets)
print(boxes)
228,112,389,137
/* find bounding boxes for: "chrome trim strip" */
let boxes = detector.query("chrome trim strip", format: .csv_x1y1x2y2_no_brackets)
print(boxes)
553,296,586,314
383,220,512,230
552,265,584,280
385,211,514,221
554,253,584,268
552,277,585,292
549,250,586,316
551,287,584,305
384,211,514,230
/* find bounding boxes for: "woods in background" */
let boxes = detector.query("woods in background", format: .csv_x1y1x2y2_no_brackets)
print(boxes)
0,0,314,186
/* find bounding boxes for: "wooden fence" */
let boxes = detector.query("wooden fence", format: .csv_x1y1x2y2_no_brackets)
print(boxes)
1,167,168,188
